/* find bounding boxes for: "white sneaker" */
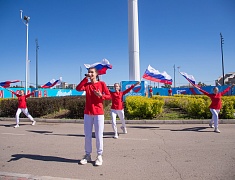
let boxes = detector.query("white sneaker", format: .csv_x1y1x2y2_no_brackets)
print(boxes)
80,154,91,165
95,155,103,166
14,124,19,128
214,128,221,133
32,121,36,126
209,122,214,128
121,126,127,134
113,133,118,139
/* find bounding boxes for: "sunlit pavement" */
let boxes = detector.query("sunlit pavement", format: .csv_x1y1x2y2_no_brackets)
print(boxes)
0,120,235,180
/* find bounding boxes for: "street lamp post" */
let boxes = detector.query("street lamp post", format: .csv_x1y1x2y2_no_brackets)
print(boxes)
173,64,176,88
35,38,39,91
177,66,180,87
220,33,225,85
20,10,30,93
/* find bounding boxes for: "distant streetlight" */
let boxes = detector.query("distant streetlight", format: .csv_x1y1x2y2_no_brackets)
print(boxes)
177,66,180,87
173,64,176,88
220,33,225,85
35,38,39,92
20,10,30,92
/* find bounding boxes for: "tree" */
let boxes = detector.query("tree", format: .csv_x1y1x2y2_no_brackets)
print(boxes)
161,84,171,88
197,82,207,87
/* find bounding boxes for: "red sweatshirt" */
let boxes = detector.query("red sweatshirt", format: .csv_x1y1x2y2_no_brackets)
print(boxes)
199,86,231,110
76,78,111,115
110,85,135,110
12,91,35,108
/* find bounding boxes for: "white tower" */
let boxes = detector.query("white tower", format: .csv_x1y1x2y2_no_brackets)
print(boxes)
128,0,140,81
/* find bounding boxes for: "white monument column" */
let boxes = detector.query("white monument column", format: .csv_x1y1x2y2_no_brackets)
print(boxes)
128,0,140,81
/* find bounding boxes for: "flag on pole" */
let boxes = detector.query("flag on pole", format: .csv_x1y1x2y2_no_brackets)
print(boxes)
179,71,196,85
42,77,62,88
142,65,172,85
84,58,112,75
0,80,20,88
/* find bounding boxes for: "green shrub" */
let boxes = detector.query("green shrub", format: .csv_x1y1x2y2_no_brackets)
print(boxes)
125,96,164,119
220,100,234,119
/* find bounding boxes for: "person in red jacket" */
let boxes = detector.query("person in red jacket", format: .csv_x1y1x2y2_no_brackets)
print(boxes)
110,81,140,139
196,84,234,133
76,67,111,166
149,86,153,98
10,89,38,128
168,88,172,96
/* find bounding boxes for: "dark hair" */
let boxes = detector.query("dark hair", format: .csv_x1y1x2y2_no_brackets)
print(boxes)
88,67,100,81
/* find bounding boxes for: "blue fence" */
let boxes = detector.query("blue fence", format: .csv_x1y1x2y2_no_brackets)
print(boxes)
152,85,234,96
0,85,234,99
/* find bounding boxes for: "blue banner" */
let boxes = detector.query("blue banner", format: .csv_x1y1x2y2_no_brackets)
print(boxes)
121,81,146,100
0,88,85,98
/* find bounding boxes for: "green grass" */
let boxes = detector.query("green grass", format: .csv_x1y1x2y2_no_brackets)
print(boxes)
40,106,192,120
155,107,192,120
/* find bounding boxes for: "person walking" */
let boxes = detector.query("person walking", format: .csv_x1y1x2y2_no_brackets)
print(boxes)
76,67,111,166
10,89,38,128
110,81,140,139
195,84,234,133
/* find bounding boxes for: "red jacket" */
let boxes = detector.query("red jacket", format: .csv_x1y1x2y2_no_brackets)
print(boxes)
76,78,111,115
110,85,135,110
199,86,231,110
12,91,34,108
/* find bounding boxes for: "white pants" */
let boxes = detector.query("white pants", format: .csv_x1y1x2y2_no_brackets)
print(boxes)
111,109,126,134
15,108,34,125
210,109,220,128
84,114,104,155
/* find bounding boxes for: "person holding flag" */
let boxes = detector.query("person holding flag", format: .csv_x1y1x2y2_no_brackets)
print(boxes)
10,89,38,128
76,67,111,166
110,81,140,139
194,84,234,133
179,70,235,133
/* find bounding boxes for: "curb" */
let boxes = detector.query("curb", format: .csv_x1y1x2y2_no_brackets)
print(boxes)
0,171,81,180
1,117,235,124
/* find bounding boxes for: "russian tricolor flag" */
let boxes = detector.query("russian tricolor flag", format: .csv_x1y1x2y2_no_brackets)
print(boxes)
0,80,20,88
179,71,196,85
42,77,62,88
142,65,172,85
84,58,112,75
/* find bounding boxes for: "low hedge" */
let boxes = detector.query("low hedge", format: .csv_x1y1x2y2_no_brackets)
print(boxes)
125,96,164,119
0,95,234,119
164,95,235,119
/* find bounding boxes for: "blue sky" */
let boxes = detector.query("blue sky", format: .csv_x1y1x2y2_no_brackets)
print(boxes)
0,0,235,87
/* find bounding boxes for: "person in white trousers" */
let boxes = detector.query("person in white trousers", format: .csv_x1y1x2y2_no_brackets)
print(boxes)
76,67,111,166
110,81,140,139
10,89,38,128
195,84,234,133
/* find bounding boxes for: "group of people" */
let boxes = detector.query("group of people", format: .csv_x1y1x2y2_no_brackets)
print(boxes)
8,66,234,166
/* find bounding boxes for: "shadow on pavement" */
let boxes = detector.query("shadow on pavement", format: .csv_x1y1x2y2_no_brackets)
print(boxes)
27,130,53,134
27,131,115,138
165,126,212,132
8,154,79,163
0,123,28,127
128,126,159,129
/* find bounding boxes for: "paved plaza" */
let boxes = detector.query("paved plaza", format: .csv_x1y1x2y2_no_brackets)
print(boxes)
0,120,235,180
